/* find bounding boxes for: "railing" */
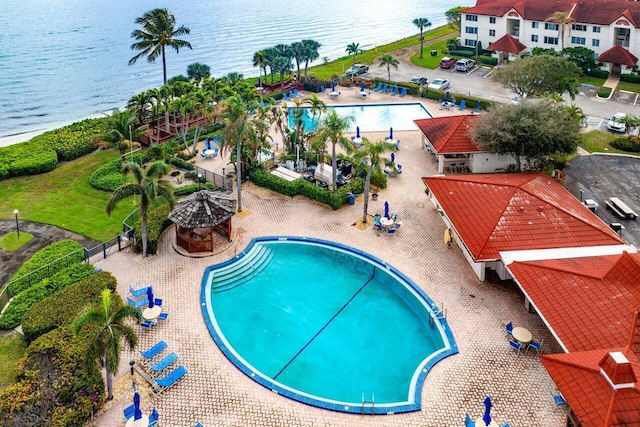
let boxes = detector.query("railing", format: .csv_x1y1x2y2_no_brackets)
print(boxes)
194,165,233,193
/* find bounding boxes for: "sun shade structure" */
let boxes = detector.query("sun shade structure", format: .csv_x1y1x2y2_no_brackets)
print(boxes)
488,34,526,54
169,190,236,253
597,44,639,67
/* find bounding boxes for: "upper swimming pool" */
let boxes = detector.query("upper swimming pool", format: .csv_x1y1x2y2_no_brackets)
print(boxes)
288,103,432,133
201,236,457,414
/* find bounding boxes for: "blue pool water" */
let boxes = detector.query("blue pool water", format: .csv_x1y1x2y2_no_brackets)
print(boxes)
288,103,432,133
201,237,457,414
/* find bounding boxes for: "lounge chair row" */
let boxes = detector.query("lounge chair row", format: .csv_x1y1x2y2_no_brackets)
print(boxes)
282,89,302,101
373,83,407,97
138,340,188,393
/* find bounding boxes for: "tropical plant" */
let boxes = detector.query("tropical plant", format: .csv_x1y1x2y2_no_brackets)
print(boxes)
303,93,327,126
619,114,640,134
352,138,395,223
301,39,322,77
187,62,211,81
106,161,175,257
446,38,461,52
105,109,147,153
253,50,268,81
126,91,152,125
346,42,363,64
445,6,465,28
291,41,305,79
546,10,574,51
312,109,354,190
413,18,432,59
379,53,400,82
73,289,142,400
129,8,192,85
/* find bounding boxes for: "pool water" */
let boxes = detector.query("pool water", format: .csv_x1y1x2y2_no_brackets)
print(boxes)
288,103,431,133
201,237,457,414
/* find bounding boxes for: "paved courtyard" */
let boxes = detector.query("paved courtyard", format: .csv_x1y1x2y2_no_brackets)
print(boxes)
89,92,567,427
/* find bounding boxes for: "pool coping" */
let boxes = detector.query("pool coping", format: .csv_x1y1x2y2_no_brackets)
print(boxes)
200,236,458,415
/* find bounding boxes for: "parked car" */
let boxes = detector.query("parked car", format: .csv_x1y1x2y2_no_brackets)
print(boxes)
455,58,475,72
428,78,450,90
346,64,369,76
439,57,457,69
410,76,428,85
607,112,627,133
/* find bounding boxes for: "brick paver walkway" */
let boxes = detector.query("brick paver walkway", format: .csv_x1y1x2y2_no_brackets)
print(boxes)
89,93,567,427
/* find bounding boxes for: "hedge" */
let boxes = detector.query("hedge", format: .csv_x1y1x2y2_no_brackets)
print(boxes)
620,73,640,84
0,262,95,330
0,326,105,426
589,68,609,79
611,137,640,152
0,140,58,180
598,86,612,98
174,182,214,196
134,204,173,255
8,239,85,295
22,270,118,343
169,156,195,170
477,55,498,66
29,117,109,162
89,159,131,191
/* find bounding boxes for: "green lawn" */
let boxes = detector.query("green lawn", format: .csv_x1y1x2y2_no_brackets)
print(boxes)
410,40,449,69
616,80,640,93
580,129,640,155
0,332,26,391
0,231,34,252
0,149,135,241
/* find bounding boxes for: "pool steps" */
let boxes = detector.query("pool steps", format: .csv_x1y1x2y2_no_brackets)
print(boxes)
211,245,274,292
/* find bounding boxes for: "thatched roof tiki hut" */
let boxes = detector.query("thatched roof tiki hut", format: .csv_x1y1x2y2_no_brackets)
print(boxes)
168,190,236,253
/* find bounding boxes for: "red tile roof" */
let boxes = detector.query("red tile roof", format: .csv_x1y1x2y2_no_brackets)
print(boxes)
508,252,640,352
597,44,639,67
488,34,527,53
422,173,625,261
414,115,485,154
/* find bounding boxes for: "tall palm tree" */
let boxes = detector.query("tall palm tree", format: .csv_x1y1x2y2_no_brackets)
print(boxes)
303,93,327,128
546,10,574,51
301,39,321,78
291,41,305,79
129,8,192,85
312,109,354,190
106,161,175,257
126,91,152,126
413,18,432,59
379,54,399,82
353,138,395,223
106,109,147,153
346,42,362,64
253,50,268,82
73,289,142,401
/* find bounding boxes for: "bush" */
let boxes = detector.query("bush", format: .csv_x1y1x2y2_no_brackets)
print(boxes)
611,137,640,152
620,73,640,84
89,159,130,191
477,55,498,66
589,68,609,79
0,326,105,426
169,156,195,170
0,263,95,330
597,86,612,98
0,140,58,180
22,271,117,343
8,240,85,295
174,182,214,197
134,204,173,255
30,117,108,162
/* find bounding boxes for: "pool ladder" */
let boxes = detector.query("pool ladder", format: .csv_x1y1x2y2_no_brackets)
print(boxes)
361,393,374,416
430,302,447,327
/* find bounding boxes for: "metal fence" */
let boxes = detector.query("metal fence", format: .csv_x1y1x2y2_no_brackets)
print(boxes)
194,165,233,193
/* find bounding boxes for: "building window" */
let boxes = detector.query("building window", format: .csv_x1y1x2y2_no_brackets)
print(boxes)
544,36,558,45
545,23,559,31
593,26,601,33
531,34,539,42
465,26,478,34
592,39,600,47
532,22,539,28
489,17,496,24
571,37,586,45
466,14,478,22
572,24,587,31
489,29,496,37
465,39,478,47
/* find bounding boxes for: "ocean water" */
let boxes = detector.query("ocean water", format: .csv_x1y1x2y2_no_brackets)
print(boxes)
0,0,471,146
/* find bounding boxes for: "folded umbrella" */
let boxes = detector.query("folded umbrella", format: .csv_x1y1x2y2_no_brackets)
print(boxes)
147,286,154,308
133,391,142,421
356,126,360,138
482,395,493,426
445,91,450,103
331,81,335,92
384,201,389,219
389,127,393,140
391,152,395,164
360,81,365,91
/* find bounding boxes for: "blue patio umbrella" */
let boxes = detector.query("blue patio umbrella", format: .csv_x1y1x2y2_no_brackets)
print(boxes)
360,81,365,91
133,391,142,421
391,152,395,164
147,286,154,308
482,395,493,426
331,81,335,92
384,201,389,218
445,91,450,102
389,127,393,139
356,126,360,138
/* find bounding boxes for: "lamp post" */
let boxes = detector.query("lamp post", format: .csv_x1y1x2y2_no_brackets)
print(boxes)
13,209,19,239
197,173,202,191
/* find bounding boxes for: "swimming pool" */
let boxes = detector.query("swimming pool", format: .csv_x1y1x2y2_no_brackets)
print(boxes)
201,237,457,414
288,103,432,133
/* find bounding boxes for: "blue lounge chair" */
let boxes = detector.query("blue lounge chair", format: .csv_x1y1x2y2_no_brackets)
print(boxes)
154,365,188,393
465,413,476,427
551,391,566,406
458,100,466,110
129,285,149,297
140,320,154,329
320,85,326,92
195,424,205,427
126,296,148,308
158,311,169,321
379,84,387,93
373,82,383,91
139,340,168,361
397,164,403,174
505,322,513,337
373,214,383,231
390,86,399,95
154,298,163,307
148,408,160,426
123,404,135,420
399,87,407,97
386,228,396,235
283,93,291,101
528,338,543,354
509,339,522,355
292,89,301,97
213,135,220,147
150,352,179,373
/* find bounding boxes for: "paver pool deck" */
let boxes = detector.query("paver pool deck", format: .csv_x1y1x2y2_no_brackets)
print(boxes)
89,91,567,427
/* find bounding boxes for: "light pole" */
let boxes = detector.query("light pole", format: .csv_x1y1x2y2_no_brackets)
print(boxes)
197,173,202,191
13,209,20,239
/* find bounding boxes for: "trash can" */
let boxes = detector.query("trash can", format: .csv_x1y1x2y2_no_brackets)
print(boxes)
347,193,355,205
430,50,437,56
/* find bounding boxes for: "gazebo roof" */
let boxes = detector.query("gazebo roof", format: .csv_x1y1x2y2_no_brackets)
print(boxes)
168,190,236,229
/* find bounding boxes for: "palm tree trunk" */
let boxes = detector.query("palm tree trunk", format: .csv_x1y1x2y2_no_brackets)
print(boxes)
331,142,337,190
104,357,114,400
162,46,167,85
362,168,372,223
141,216,148,257
419,31,424,59
236,140,243,212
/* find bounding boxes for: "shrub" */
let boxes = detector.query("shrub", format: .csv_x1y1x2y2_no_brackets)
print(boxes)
169,156,195,170
89,159,130,191
22,271,117,343
30,117,108,162
0,263,95,330
0,326,105,426
8,240,85,295
589,68,609,79
477,55,498,66
620,73,640,84
174,182,214,196
0,140,58,180
611,137,640,152
134,204,173,255
597,86,612,98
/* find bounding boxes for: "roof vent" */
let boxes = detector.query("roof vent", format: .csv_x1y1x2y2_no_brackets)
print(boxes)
599,351,636,389
519,206,525,212
538,206,544,212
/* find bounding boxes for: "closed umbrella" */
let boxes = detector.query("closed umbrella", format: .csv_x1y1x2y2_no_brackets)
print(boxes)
445,91,450,103
389,127,393,140
384,201,389,218
331,81,335,92
147,286,154,308
356,126,360,138
391,152,395,164
360,81,365,91
257,77,261,88
133,391,142,421
482,395,493,426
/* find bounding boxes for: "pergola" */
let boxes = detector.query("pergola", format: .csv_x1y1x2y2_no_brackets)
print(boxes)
168,190,236,253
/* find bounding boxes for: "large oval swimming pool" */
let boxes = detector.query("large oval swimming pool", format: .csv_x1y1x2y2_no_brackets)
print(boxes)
201,237,457,414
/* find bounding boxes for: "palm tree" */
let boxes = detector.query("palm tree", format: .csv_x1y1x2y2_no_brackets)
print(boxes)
126,91,152,126
353,138,395,223
253,50,268,82
129,8,192,85
346,42,362,64
312,109,354,190
301,39,321,78
379,54,399,82
73,289,142,401
620,114,640,134
106,109,147,153
106,161,175,257
291,41,305,79
546,10,574,51
413,18,432,59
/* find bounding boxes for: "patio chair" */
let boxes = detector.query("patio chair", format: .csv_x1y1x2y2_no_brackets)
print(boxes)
153,298,163,307
386,228,397,235
140,320,154,329
283,93,291,101
148,408,160,426
154,365,188,393
292,89,300,97
392,139,400,150
195,424,205,427
458,100,466,110
127,296,148,308
399,87,407,97
465,413,476,427
320,85,326,92
138,340,168,362
123,404,135,420
397,164,402,174
158,310,169,321
374,82,383,91
379,84,388,93
509,339,522,355
149,352,179,373
551,391,566,406
213,135,220,147
129,285,150,298
501,423,511,427
447,162,457,173
389,86,399,96
457,162,467,173
505,322,514,337
373,214,383,231
528,338,543,354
